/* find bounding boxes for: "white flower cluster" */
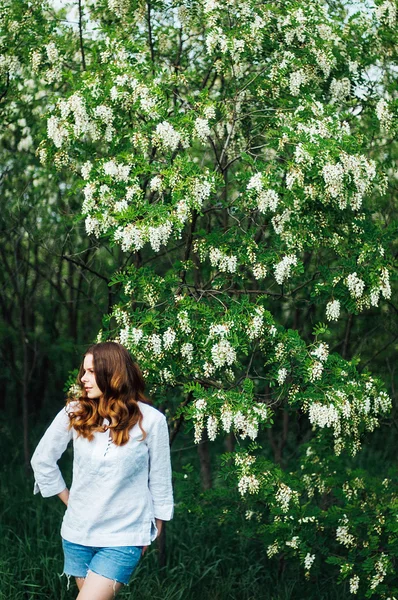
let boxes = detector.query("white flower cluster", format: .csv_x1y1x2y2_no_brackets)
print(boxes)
370,553,389,591
209,247,237,273
311,46,335,79
336,515,355,548
376,1,396,27
149,221,173,252
275,483,299,513
191,178,212,209
232,411,258,440
109,75,159,117
218,401,270,440
238,474,260,495
329,78,351,104
162,327,176,350
114,220,173,253
326,299,340,321
346,272,365,298
247,173,263,192
149,176,163,192
114,223,144,252
113,307,130,327
322,162,345,198
311,343,329,363
277,368,287,385
203,105,216,120
308,402,339,428
272,209,292,236
68,383,82,398
290,69,308,96
205,26,228,55
155,121,182,151
31,49,42,73
286,168,304,191
177,310,192,334
103,159,131,182
85,212,116,238
246,306,265,340
58,93,91,139
207,414,218,441
220,403,233,432
194,117,211,143
108,0,130,18
193,398,207,443
252,263,268,279
322,153,376,209
92,104,115,141
304,553,315,571
148,333,162,356
349,574,360,594
81,161,93,180
257,189,279,213
342,268,389,310
47,115,69,148
376,98,393,132
211,339,236,368
379,267,392,299
209,323,230,338
274,254,297,285
181,343,194,364
285,536,300,549
340,153,376,209
159,368,175,385
234,453,260,495
294,144,313,166
247,173,279,212
267,542,280,558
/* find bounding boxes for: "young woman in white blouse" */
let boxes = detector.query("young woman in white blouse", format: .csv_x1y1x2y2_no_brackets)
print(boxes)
31,341,174,600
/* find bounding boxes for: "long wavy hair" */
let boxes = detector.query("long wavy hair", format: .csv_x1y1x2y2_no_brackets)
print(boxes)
66,341,151,446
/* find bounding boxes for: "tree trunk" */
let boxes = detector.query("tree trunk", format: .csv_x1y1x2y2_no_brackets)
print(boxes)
198,432,212,490
157,522,167,569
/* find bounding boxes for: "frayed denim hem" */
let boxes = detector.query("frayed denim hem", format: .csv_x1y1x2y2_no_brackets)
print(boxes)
59,569,125,596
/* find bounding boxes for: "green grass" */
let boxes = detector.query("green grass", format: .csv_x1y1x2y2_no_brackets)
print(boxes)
1,453,350,600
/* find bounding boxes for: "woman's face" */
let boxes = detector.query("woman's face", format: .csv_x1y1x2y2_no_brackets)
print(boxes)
81,353,103,399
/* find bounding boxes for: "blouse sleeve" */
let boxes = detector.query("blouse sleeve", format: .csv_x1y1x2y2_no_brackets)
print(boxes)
147,414,174,521
31,405,73,498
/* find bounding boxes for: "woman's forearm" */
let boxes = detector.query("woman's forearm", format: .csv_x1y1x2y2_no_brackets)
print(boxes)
58,487,69,506
155,518,163,537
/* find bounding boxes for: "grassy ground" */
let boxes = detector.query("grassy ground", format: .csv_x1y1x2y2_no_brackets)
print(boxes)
0,419,354,600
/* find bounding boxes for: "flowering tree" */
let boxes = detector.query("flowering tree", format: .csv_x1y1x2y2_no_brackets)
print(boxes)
9,0,397,595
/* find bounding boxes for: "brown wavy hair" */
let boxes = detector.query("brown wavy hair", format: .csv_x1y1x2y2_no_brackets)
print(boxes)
66,341,152,446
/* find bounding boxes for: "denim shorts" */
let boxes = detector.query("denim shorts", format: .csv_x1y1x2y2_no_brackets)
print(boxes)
61,537,143,586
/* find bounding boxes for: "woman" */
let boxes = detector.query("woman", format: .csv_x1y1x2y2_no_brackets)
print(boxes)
31,341,174,600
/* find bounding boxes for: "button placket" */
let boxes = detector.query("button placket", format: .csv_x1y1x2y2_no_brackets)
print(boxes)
102,417,113,457
104,433,113,457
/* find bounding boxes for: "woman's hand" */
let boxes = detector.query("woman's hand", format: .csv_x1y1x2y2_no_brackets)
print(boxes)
57,487,69,506
155,518,163,537
141,519,164,556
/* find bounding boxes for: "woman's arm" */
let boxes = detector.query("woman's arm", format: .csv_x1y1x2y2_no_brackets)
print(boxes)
31,406,73,498
146,414,174,521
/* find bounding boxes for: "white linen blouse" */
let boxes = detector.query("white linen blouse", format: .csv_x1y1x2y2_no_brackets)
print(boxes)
31,400,174,547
